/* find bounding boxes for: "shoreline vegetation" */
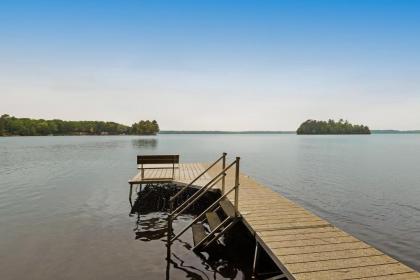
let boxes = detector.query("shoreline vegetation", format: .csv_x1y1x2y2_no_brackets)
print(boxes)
1,114,419,136
297,119,370,135
0,114,159,136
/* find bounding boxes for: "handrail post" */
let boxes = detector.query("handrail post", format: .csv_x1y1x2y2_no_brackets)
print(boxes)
234,157,240,214
168,200,174,245
222,152,227,194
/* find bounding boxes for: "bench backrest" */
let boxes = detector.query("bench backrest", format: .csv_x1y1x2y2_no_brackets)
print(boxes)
137,155,180,165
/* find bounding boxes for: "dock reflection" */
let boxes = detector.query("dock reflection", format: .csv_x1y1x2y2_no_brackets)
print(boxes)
133,213,168,241
131,138,158,149
130,191,250,279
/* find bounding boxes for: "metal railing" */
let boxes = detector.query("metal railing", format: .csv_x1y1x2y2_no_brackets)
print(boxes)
171,159,236,219
169,153,226,204
167,154,240,245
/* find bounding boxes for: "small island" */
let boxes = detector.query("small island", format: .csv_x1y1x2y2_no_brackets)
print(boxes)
297,119,370,135
0,114,160,136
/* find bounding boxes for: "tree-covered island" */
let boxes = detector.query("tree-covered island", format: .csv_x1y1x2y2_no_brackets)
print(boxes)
297,119,370,135
0,114,160,136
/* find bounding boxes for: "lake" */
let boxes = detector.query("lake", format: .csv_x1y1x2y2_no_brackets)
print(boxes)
0,134,419,279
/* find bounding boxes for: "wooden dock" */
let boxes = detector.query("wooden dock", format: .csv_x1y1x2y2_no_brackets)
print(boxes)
130,160,420,280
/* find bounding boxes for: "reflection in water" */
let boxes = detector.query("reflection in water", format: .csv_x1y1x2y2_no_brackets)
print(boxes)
130,184,220,215
165,225,249,280
131,138,158,149
168,254,211,280
134,213,168,241
130,186,255,279
2,135,420,278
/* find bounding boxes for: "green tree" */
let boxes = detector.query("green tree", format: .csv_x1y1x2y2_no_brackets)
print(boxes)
297,119,370,135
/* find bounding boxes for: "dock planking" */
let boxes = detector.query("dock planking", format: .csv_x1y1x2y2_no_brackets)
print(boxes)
130,162,420,279
129,162,211,186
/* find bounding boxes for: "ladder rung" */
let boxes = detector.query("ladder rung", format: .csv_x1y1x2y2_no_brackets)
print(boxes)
220,199,236,218
206,211,222,231
201,218,238,250
192,224,207,246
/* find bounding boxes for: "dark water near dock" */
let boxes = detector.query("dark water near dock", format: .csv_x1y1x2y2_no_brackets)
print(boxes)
0,134,419,279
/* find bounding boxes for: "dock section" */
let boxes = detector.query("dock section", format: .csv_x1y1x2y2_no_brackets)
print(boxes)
206,162,420,280
130,161,420,279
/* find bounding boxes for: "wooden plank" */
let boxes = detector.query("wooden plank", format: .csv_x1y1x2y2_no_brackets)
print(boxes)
156,168,163,178
293,263,414,280
185,164,189,179
272,241,371,256
252,221,331,231
281,248,384,264
258,227,340,237
206,211,222,231
265,236,359,249
220,199,236,217
180,164,185,179
192,224,207,246
249,217,325,225
287,255,397,274
137,155,179,164
242,209,312,216
244,213,322,222
238,205,304,211
260,231,350,242
360,272,420,279
162,168,168,178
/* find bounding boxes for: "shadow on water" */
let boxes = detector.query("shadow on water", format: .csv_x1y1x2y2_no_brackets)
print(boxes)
130,184,219,216
133,213,168,241
130,184,258,279
131,138,158,149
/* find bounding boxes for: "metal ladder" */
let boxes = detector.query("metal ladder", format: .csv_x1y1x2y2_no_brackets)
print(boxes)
167,153,240,251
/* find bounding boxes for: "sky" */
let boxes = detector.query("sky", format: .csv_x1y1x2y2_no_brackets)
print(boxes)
1,0,420,130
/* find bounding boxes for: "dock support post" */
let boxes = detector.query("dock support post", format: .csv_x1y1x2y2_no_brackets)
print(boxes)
166,202,173,279
252,241,260,279
166,208,172,280
222,152,227,194
234,157,240,213
129,183,133,207
167,201,173,246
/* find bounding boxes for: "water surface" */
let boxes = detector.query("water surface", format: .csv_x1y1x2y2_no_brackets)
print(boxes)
0,134,419,279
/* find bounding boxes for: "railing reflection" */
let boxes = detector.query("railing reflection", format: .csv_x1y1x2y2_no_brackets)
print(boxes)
129,186,249,279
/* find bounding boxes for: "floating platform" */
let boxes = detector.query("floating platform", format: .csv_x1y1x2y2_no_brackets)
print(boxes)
129,160,420,279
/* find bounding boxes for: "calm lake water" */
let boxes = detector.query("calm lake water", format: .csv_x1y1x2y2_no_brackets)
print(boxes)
0,134,419,279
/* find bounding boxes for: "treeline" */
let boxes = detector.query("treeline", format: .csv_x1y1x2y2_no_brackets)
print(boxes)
0,114,159,136
297,119,370,135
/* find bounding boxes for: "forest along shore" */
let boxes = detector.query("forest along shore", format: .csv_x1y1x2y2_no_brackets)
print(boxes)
0,114,159,136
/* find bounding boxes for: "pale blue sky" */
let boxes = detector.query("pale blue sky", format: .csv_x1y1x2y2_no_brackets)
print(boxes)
1,0,419,130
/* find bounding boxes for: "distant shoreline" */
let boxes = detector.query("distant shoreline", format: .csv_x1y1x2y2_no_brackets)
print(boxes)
160,130,420,134
1,130,420,137
159,130,295,134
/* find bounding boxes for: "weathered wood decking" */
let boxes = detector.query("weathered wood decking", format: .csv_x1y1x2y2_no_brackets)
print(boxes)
129,162,211,186
130,162,420,280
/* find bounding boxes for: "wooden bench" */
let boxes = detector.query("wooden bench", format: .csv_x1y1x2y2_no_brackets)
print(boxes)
137,155,180,181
